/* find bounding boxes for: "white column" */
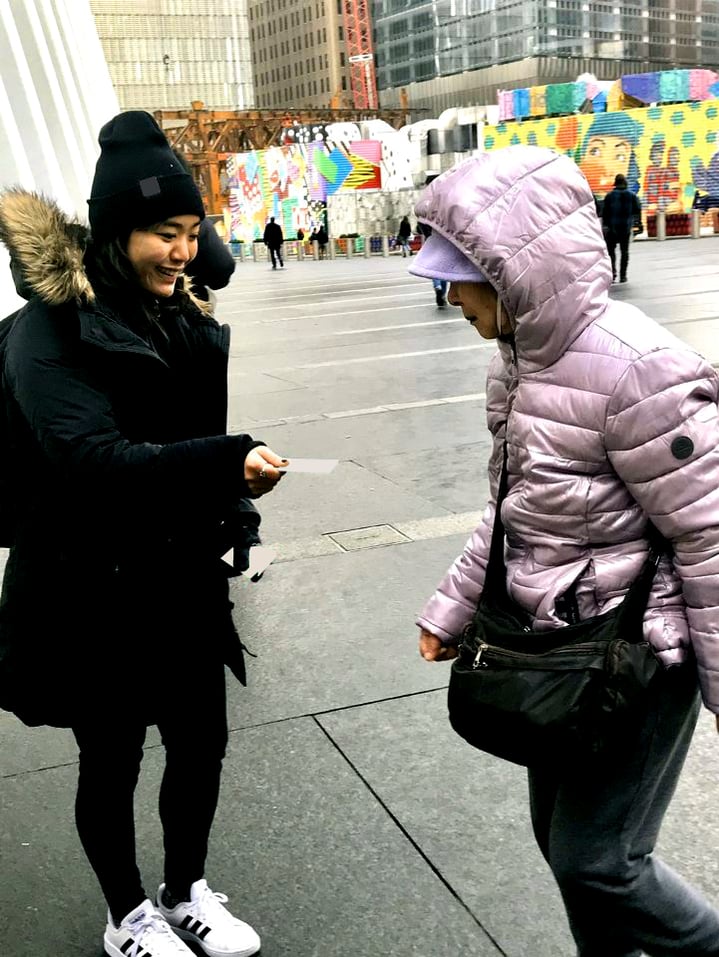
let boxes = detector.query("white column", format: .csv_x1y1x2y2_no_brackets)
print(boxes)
0,0,118,311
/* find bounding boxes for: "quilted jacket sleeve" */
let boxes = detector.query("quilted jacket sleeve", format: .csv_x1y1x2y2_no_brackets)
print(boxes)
417,352,509,642
605,347,719,712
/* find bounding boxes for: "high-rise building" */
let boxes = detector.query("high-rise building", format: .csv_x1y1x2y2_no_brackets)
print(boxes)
90,0,254,112
249,0,353,108
374,0,719,115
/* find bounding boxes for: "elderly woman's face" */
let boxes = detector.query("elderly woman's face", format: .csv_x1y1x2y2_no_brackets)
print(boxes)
126,215,201,297
447,281,511,339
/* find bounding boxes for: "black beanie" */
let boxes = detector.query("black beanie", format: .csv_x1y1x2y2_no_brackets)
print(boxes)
88,111,205,241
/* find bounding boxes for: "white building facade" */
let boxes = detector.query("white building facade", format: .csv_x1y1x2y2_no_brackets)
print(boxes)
90,0,254,112
1,0,118,311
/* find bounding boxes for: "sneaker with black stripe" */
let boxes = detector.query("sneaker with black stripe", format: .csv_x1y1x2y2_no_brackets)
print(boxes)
157,880,261,957
104,900,195,957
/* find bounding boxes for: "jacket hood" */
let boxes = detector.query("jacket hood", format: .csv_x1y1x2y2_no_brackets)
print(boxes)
0,189,93,306
414,146,612,373
0,188,208,312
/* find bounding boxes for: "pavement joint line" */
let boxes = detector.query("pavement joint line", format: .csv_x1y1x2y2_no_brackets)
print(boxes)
312,716,510,956
332,317,464,336
235,391,488,430
222,687,452,739
225,290,429,314
267,510,484,564
223,281,422,304
251,303,425,323
266,343,494,372
0,689,453,779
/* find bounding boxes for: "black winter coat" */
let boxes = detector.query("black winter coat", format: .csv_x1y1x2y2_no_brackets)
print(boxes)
263,221,284,249
0,191,261,728
602,186,642,236
184,218,236,301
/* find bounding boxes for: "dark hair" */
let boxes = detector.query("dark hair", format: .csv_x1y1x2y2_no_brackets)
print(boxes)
614,174,628,188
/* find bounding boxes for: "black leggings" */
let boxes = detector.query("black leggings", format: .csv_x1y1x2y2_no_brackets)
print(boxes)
72,660,228,924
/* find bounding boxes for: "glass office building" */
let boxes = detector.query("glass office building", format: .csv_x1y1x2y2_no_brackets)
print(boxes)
374,0,719,105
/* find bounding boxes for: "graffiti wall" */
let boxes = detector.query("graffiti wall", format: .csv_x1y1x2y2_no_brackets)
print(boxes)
227,139,382,242
484,99,719,215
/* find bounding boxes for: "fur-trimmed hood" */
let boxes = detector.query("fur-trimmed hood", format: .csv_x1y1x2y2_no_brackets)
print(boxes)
0,189,207,311
0,190,93,306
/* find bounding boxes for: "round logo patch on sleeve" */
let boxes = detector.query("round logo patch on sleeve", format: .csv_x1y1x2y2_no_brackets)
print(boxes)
671,436,694,460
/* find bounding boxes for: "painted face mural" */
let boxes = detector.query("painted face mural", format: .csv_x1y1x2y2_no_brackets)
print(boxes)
579,114,641,195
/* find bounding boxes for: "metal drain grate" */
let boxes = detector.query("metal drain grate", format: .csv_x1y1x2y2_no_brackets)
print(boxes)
324,524,412,551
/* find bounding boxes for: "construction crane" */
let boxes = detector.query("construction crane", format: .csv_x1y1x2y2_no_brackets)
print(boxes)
342,0,378,110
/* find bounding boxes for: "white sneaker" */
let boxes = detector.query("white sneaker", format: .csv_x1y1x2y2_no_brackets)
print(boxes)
157,880,261,957
104,900,195,957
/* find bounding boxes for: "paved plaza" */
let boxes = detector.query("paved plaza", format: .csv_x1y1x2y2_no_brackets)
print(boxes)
2,236,719,957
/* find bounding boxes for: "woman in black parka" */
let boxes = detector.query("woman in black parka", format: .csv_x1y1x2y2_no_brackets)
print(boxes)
0,112,282,957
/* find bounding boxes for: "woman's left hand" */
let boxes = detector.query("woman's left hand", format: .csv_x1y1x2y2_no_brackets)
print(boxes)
419,628,459,661
244,446,288,497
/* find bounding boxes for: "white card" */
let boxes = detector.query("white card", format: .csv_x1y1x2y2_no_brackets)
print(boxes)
246,545,276,580
279,458,338,474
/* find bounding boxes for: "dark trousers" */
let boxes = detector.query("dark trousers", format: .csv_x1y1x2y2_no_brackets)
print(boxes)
269,245,283,268
528,668,719,956
72,659,228,924
605,229,631,280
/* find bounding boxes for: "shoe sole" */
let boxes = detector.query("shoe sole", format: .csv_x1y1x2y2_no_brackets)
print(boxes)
172,926,261,957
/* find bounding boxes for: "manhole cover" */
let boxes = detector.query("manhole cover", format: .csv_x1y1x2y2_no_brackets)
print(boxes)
325,524,411,551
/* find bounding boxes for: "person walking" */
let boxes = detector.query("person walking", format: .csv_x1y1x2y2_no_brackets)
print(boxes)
410,146,719,957
316,224,328,259
602,173,642,283
397,215,413,257
263,216,284,269
0,111,289,957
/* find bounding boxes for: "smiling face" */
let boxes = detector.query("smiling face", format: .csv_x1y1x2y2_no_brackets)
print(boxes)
126,215,200,297
447,281,511,339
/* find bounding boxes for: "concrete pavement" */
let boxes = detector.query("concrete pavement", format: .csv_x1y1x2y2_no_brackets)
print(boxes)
2,237,719,956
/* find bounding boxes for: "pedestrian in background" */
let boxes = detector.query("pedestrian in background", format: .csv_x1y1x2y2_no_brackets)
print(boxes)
398,214,413,257
317,224,329,259
411,146,719,957
602,173,642,283
263,215,284,269
0,111,288,957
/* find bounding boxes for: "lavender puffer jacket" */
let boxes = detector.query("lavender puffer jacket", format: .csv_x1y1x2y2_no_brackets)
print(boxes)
415,147,719,713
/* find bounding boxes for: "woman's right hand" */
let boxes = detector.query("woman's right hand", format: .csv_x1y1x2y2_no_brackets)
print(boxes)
244,446,288,497
419,628,459,662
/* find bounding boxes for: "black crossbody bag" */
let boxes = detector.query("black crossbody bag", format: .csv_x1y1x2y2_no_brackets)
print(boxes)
448,447,664,767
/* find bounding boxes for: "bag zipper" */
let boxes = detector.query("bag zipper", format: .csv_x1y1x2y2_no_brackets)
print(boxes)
471,639,608,670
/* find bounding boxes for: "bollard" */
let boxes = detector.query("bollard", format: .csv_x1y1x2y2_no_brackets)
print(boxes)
381,235,389,257
364,235,370,258
298,241,304,260
329,238,336,259
656,210,666,241
312,240,319,261
691,208,701,239
346,237,353,258
252,242,259,261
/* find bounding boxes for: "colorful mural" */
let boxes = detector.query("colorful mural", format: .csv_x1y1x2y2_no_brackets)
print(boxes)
484,99,719,214
226,140,382,242
497,70,719,123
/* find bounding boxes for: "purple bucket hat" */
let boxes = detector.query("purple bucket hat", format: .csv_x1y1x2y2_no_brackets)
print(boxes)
409,232,486,283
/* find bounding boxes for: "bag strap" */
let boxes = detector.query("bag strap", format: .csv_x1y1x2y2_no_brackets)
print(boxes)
483,442,666,620
484,442,511,598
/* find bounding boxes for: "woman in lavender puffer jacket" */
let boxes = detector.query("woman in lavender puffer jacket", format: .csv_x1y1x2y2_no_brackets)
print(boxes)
411,146,719,956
